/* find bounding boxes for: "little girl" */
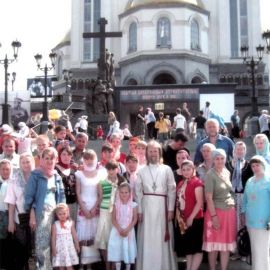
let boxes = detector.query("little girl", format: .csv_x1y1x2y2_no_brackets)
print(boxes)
175,160,204,270
108,182,138,270
95,160,125,270
51,203,80,270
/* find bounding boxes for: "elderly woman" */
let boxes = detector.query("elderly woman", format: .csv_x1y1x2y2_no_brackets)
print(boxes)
242,155,270,270
24,147,65,270
253,133,270,165
196,143,216,182
5,153,35,269
226,141,253,232
203,149,236,270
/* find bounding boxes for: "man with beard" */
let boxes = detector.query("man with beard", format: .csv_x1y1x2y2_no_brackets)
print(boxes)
194,118,234,165
135,140,177,270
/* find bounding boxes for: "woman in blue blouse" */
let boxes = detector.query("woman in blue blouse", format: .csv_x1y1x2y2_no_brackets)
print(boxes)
242,155,270,270
24,147,65,270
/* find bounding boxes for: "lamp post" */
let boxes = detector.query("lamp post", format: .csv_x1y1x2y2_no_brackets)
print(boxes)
240,44,264,117
241,31,270,136
0,40,21,125
34,52,57,134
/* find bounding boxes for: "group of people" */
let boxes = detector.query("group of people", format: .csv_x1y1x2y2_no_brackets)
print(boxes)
1,107,270,270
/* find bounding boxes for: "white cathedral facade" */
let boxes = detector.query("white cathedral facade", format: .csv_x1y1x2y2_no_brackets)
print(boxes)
52,0,269,119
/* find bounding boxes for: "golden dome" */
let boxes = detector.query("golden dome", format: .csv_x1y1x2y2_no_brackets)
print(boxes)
125,0,203,10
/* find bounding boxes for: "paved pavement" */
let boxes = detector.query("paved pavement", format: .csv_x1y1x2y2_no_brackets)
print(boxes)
188,260,251,270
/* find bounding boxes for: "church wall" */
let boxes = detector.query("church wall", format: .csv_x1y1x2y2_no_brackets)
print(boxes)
215,1,231,62
119,7,209,58
247,0,264,55
71,0,84,68
119,56,209,85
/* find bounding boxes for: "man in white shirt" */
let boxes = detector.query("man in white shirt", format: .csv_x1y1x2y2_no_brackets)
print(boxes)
79,115,88,133
173,108,186,133
0,137,20,169
259,109,270,139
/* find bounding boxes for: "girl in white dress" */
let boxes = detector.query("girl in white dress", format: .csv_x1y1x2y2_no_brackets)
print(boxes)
108,182,138,270
51,203,80,270
76,150,101,267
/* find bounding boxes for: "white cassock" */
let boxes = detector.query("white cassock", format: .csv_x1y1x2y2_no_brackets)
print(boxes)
135,163,177,270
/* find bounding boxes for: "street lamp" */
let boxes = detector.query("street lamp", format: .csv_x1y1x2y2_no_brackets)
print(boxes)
0,40,21,125
62,69,73,94
34,52,57,134
240,44,264,117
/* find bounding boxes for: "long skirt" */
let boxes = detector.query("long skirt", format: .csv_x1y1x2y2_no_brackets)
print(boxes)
35,205,54,270
248,227,270,270
175,218,204,256
202,207,236,252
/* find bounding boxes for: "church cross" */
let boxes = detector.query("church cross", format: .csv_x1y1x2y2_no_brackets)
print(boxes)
83,17,122,81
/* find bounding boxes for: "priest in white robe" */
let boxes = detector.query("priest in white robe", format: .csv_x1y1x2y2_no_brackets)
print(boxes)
135,140,177,270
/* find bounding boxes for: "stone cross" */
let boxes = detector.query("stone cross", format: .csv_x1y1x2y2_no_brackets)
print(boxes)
83,18,122,81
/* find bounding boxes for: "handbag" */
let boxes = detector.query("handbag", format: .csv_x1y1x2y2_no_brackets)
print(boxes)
81,245,101,265
237,226,251,257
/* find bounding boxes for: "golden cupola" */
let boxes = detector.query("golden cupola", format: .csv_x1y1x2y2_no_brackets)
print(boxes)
125,0,204,10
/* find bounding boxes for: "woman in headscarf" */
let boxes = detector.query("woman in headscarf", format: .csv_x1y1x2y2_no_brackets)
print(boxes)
55,146,77,220
253,133,270,165
226,141,253,232
5,153,35,269
24,147,65,270
202,149,236,270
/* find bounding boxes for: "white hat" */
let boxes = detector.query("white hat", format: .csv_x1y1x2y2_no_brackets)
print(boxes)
18,122,26,128
1,124,13,135
17,122,29,138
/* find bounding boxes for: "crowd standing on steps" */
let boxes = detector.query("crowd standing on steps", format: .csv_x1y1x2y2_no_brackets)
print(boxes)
0,101,269,270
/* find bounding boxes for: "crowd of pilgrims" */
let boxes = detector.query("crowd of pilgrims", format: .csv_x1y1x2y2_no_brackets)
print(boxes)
1,117,270,270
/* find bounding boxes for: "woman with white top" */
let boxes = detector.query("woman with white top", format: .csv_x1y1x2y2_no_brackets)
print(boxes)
5,153,35,269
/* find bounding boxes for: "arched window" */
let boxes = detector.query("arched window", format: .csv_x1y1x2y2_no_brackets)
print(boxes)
157,17,171,48
128,22,137,53
126,78,138,85
191,19,200,50
78,79,84,90
71,79,77,91
57,57,63,80
191,76,203,84
153,73,176,84
83,0,101,61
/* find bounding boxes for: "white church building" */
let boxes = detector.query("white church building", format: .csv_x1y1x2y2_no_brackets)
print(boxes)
51,0,269,121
